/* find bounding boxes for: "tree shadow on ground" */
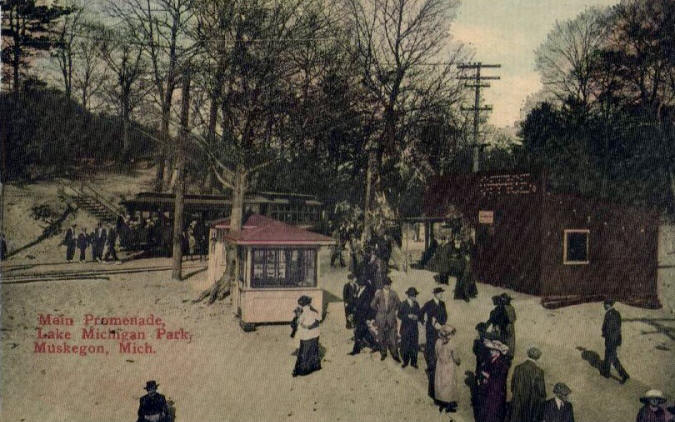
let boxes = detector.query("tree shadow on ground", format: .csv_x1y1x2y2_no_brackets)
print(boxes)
624,318,675,341
182,266,207,280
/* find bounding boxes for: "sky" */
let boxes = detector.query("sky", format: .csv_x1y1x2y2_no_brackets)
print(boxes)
451,0,619,128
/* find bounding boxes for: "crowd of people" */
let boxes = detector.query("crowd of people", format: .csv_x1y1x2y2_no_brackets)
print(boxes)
59,215,209,263
61,222,121,264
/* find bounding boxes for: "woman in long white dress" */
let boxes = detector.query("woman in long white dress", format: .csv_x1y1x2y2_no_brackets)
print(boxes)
435,324,461,413
292,295,322,377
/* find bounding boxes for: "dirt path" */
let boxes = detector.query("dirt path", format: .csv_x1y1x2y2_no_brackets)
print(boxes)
1,258,673,422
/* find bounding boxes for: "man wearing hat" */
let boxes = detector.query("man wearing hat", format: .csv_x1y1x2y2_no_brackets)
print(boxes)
421,287,448,398
137,380,170,422
398,287,421,368
370,277,401,361
343,273,359,329
501,293,517,358
636,390,668,422
349,277,376,355
601,299,630,384
509,347,546,422
541,383,574,422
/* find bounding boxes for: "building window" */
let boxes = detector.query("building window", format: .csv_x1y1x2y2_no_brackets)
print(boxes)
563,229,590,265
251,248,316,288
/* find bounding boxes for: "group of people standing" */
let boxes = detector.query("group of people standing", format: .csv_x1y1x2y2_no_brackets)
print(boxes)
61,222,120,263
428,232,478,302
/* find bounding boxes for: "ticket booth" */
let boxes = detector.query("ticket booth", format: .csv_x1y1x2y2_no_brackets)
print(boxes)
208,215,334,331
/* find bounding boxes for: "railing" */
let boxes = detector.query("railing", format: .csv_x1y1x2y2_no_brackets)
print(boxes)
58,180,124,219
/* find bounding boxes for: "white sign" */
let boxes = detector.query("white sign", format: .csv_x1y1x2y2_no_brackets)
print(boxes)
479,210,494,224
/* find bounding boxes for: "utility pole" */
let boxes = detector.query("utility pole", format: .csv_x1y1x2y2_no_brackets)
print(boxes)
458,62,501,172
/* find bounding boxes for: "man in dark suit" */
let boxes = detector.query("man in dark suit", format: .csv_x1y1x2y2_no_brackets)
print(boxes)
601,299,629,383
137,380,170,422
370,277,401,361
541,383,575,422
398,287,421,368
62,225,76,262
421,286,448,397
349,278,376,355
510,347,546,422
104,226,119,262
77,228,88,262
97,225,107,263
343,274,358,329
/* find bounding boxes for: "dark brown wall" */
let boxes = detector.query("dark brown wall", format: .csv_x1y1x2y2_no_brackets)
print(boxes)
539,194,659,306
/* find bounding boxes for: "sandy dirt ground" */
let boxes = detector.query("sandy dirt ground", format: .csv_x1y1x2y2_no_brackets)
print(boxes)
1,251,674,422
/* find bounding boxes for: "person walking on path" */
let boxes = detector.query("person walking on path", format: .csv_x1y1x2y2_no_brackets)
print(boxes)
342,273,358,329
421,287,448,398
601,299,630,384
434,324,461,414
104,226,119,263
62,224,76,262
136,380,170,422
398,287,421,368
370,277,401,361
292,295,322,377
541,383,575,422
509,347,546,422
636,389,669,422
476,339,511,422
471,322,491,422
487,294,508,341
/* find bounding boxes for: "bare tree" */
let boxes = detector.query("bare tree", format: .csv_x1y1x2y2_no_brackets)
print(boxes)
192,0,335,302
51,0,84,100
534,7,609,109
107,0,195,191
343,0,464,236
71,22,110,112
98,26,148,159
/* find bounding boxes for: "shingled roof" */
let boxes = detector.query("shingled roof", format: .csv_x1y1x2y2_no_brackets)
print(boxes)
212,214,335,246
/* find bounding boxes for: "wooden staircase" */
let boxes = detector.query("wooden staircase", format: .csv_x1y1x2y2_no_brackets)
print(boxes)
58,181,123,223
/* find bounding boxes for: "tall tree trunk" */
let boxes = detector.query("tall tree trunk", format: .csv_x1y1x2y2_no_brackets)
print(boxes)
122,94,131,160
172,69,191,281
230,166,246,232
363,147,377,240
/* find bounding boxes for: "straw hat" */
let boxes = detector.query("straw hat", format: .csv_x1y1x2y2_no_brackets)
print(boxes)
439,324,456,337
640,390,667,405
297,295,312,306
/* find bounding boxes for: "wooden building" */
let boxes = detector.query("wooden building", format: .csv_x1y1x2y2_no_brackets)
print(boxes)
208,215,334,331
423,172,660,308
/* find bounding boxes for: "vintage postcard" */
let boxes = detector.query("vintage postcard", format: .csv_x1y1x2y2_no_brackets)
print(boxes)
1,0,673,421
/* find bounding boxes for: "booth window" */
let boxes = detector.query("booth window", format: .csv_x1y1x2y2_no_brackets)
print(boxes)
563,229,590,265
251,248,316,288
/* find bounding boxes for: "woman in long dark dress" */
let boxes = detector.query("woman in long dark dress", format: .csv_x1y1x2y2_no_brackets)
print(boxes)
477,339,511,422
292,296,322,377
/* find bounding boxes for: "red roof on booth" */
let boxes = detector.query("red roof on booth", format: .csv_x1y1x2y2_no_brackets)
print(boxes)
212,214,335,246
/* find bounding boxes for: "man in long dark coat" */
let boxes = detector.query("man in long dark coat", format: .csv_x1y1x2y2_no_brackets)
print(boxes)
137,380,170,422
472,322,491,422
62,225,76,262
370,277,401,361
77,228,88,262
510,347,546,422
349,278,376,355
421,287,448,398
601,299,629,383
541,383,575,422
104,227,119,262
342,274,358,329
398,287,421,368
501,293,517,358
